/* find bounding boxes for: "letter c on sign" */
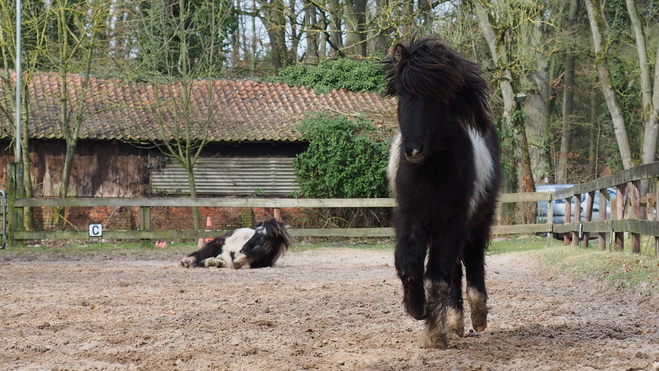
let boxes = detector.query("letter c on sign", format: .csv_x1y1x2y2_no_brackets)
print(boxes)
89,224,103,237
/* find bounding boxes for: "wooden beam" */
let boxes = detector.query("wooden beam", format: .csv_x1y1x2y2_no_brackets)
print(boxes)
14,197,398,208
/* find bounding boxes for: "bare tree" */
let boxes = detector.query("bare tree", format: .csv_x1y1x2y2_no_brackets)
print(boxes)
472,1,517,192
584,0,633,170
135,0,231,230
0,0,40,230
42,0,114,227
625,0,658,166
557,0,580,183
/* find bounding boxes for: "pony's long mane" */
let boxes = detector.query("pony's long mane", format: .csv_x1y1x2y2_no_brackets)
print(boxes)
384,36,492,136
266,220,293,252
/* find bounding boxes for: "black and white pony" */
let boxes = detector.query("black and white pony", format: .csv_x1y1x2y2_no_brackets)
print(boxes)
179,219,293,269
385,37,501,348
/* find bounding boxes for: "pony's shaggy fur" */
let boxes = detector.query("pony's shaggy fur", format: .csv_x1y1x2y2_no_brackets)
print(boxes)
179,219,292,269
385,36,501,348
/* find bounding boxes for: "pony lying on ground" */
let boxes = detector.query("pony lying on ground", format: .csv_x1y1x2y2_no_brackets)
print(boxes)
385,36,502,348
179,219,293,269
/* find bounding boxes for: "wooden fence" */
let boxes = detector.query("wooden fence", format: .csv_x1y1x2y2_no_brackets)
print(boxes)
4,162,659,256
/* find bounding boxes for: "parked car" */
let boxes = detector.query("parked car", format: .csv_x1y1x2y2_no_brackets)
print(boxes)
536,184,574,224
536,184,618,239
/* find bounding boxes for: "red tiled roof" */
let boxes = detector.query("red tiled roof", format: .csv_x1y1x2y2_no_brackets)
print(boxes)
0,71,397,142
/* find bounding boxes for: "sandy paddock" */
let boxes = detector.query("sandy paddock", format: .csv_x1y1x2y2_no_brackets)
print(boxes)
1,247,659,370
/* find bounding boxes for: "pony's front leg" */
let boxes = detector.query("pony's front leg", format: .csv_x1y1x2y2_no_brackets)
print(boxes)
464,225,490,333
203,257,229,268
231,253,252,269
424,237,464,348
394,223,428,320
179,256,197,268
447,261,465,337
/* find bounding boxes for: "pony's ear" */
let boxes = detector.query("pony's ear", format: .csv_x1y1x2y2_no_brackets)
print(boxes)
391,43,408,66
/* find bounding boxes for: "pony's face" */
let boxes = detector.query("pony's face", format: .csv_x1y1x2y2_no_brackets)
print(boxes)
396,94,448,164
385,37,493,165
240,221,272,255
240,219,290,256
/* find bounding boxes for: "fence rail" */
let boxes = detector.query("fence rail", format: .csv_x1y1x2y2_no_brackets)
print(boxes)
4,162,659,257
8,193,550,243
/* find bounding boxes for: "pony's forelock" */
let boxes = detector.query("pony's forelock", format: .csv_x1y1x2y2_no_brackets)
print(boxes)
384,36,492,136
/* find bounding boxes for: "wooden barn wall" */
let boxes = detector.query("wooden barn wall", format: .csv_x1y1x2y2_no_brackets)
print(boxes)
0,139,307,231
0,139,149,197
0,140,306,197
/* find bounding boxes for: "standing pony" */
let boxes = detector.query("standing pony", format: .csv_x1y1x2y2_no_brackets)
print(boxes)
385,37,501,348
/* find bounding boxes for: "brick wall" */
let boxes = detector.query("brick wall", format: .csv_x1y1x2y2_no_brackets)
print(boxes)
33,205,308,233
30,205,387,234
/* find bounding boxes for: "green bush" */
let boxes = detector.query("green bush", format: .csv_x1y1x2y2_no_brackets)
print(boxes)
294,114,390,198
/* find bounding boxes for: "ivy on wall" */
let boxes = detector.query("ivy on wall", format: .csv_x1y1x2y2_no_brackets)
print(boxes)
270,58,386,94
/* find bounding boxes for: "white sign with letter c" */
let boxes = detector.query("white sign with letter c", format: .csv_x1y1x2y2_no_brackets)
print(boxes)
89,224,103,237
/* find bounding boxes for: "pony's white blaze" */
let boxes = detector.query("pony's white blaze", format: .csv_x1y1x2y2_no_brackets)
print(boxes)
387,130,493,216
219,228,255,267
387,132,402,196
468,128,495,217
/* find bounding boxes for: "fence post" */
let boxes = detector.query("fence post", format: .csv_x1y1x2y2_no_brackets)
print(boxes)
598,188,608,250
631,180,641,254
615,184,625,251
6,162,24,248
546,193,553,247
140,206,151,247
563,196,571,245
572,194,581,246
581,191,594,248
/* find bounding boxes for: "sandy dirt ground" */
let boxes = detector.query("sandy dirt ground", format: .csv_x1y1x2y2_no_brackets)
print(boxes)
1,247,659,371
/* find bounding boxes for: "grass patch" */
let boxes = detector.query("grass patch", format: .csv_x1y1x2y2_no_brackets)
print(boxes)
293,238,394,251
0,240,194,261
535,242,659,291
489,234,549,254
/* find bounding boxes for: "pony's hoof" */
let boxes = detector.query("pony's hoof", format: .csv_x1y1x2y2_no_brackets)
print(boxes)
232,256,250,269
402,284,427,320
447,307,464,337
473,323,487,332
404,302,427,320
180,257,195,268
423,331,448,349
203,258,226,268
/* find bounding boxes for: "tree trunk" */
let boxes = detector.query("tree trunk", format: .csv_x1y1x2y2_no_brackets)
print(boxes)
368,0,392,55
186,164,201,231
523,16,551,185
303,0,319,63
21,99,36,231
56,139,76,227
642,41,659,165
626,0,658,165
557,0,579,183
259,0,289,70
584,0,634,170
417,0,432,35
400,0,414,38
343,0,366,57
328,0,344,57
474,2,517,194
